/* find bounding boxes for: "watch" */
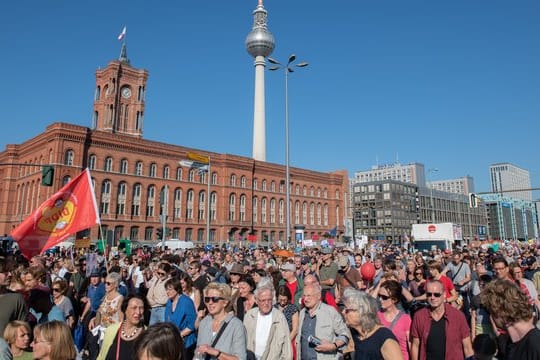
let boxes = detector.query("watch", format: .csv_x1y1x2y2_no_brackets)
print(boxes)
121,87,132,98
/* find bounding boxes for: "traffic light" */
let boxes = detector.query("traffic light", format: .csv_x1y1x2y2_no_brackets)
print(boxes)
468,193,478,208
41,165,54,186
156,228,163,240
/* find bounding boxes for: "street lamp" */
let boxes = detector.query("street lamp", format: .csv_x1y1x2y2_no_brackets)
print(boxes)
268,54,308,249
427,168,438,223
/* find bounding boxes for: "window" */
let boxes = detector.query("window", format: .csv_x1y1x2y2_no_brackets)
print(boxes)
88,154,97,170
120,159,128,174
278,199,284,224
173,188,182,219
335,190,340,200
64,150,74,166
210,192,217,220
253,197,258,223
212,172,218,185
261,198,267,224
189,169,195,182
105,157,113,172
324,189,328,198
117,182,127,215
185,228,192,242
253,179,258,190
130,226,139,240
163,165,170,179
317,204,322,225
323,204,329,226
294,201,300,224
241,176,246,188
62,176,71,186
198,229,204,242
100,180,111,214
145,227,153,241
136,161,143,176
230,175,236,187
271,181,276,192
150,163,157,178
270,198,276,224
240,194,247,221
198,191,206,220
302,202,307,224
295,185,300,195
146,185,155,217
186,190,194,219
262,180,267,191
131,183,141,216
303,186,307,196
310,186,315,196
176,167,182,181
228,194,236,221
310,203,315,225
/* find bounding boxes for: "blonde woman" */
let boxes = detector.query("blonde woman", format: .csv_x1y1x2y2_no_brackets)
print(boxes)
4,320,32,360
31,320,77,360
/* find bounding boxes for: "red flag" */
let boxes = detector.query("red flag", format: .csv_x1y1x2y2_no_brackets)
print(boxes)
11,168,100,259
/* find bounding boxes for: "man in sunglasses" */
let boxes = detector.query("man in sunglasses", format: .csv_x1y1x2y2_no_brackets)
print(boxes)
410,280,473,360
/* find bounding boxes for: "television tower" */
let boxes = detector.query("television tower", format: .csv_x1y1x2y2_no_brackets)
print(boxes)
245,0,275,161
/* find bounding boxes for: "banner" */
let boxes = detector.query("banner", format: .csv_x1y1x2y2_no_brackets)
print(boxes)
11,168,100,259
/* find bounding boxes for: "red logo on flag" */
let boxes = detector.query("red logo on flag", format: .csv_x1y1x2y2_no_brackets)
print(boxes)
428,225,437,233
11,169,100,259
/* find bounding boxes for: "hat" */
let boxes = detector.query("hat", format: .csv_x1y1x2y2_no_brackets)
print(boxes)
337,255,349,268
280,263,296,272
90,269,101,277
321,247,333,255
301,256,311,265
229,263,244,275
341,247,354,254
201,260,212,267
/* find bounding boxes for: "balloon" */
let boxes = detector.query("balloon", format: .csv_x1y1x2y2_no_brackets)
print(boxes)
360,262,376,281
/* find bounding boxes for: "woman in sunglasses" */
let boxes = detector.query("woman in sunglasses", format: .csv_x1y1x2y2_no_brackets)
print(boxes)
377,280,412,360
88,272,124,359
51,279,75,328
196,282,246,360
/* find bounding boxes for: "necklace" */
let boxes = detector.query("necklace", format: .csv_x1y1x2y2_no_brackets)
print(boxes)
121,321,140,339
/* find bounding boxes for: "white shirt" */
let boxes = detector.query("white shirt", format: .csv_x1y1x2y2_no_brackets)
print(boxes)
255,311,272,359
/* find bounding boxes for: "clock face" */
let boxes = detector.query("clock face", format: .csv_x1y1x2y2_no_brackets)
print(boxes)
121,87,132,99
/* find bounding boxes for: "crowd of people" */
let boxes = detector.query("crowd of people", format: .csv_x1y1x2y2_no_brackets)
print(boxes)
0,240,540,359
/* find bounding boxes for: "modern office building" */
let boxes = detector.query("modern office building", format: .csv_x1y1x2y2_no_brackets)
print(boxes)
350,164,486,244
481,194,537,240
490,163,532,201
428,176,475,196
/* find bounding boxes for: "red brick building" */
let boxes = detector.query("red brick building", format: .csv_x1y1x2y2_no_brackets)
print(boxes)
0,53,348,247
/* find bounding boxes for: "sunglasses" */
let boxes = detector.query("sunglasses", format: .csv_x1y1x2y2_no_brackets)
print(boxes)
415,272,423,276
105,281,113,285
52,288,61,292
204,296,225,304
426,292,443,298
157,272,166,276
378,294,391,301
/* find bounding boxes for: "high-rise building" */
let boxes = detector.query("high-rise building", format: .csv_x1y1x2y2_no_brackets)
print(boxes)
428,176,474,196
489,163,532,201
352,162,426,187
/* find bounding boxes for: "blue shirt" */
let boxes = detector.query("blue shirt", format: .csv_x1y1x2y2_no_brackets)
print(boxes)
165,294,197,349
87,282,105,313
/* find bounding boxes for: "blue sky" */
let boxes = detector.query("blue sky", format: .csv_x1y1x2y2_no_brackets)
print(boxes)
1,1,539,194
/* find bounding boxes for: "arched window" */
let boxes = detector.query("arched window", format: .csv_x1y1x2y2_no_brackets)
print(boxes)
229,194,236,221
241,176,246,188
163,165,170,179
310,203,315,225
303,186,307,196
262,180,267,191
62,175,71,186
173,188,182,219
100,180,111,214
261,197,267,224
146,185,155,217
198,191,206,220
317,203,322,225
120,159,128,174
271,181,276,192
132,183,142,216
104,157,113,172
150,163,157,178
212,172,218,185
302,202,308,224
186,190,194,219
136,161,143,176
64,150,74,166
176,167,182,181
189,169,195,182
294,201,300,224
335,190,340,200
117,182,127,215
252,197,258,223
295,184,300,195
270,198,276,224
278,199,284,224
230,175,236,187
88,154,97,170
240,194,247,221
324,204,329,226
210,192,217,220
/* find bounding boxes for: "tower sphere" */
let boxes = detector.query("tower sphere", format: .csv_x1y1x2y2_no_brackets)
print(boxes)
246,28,275,58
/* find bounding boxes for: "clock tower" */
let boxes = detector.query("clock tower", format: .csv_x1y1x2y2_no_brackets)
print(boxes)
92,43,148,138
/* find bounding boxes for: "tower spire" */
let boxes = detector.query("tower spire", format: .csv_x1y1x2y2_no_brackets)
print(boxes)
246,0,275,161
119,43,130,65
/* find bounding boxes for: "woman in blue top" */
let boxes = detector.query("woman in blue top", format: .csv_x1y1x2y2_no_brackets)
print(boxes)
164,277,197,359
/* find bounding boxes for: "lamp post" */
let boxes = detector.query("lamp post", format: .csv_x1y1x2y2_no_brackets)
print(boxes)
427,168,438,223
268,54,308,249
